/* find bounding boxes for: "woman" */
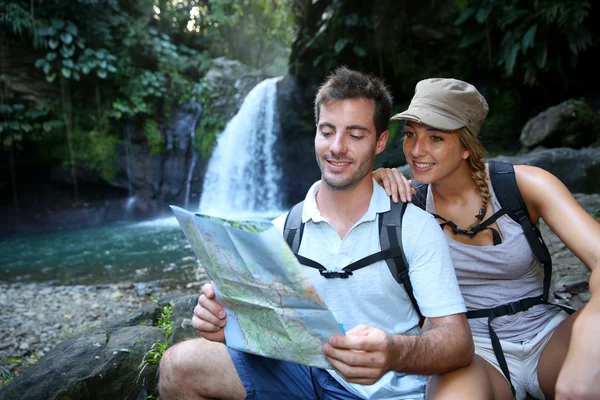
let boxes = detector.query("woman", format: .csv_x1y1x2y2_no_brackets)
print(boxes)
374,78,600,400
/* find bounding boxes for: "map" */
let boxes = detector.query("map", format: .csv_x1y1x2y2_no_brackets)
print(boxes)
170,206,344,369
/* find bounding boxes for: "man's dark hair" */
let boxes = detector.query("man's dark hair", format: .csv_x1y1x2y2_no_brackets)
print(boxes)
314,67,393,138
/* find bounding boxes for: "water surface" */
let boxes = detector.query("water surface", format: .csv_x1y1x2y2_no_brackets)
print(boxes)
0,217,198,286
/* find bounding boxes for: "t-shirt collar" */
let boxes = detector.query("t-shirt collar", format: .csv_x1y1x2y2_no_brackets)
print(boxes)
302,179,391,224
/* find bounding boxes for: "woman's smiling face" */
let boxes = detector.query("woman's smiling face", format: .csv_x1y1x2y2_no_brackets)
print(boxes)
402,121,469,184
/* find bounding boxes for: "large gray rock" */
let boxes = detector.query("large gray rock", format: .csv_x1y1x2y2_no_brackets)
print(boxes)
543,193,599,308
491,147,600,194
0,302,166,400
519,99,594,149
204,57,265,120
0,294,204,400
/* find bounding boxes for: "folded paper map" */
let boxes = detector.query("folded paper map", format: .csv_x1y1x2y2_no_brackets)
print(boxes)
170,206,343,369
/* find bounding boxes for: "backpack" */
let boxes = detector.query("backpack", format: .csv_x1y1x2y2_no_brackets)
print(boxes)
283,199,422,319
412,160,574,397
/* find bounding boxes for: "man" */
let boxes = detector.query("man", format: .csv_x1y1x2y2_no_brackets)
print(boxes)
159,67,473,399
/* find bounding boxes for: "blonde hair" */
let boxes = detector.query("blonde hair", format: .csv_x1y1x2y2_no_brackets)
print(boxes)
456,127,490,225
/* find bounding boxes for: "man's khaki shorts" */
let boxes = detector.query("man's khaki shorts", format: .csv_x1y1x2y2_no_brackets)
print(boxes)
473,311,569,400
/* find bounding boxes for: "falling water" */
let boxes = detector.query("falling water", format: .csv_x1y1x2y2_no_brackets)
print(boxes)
179,102,202,209
183,146,198,210
198,76,284,218
124,118,133,197
124,196,137,219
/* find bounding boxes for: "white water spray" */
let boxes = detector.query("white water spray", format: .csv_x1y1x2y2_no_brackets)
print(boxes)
198,77,285,218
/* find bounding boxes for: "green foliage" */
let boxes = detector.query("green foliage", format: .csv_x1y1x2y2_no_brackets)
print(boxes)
2,0,294,181
157,303,175,337
192,80,226,158
477,84,523,151
290,0,464,93
139,341,168,369
32,17,119,83
0,364,15,387
309,4,378,71
591,209,600,221
0,1,45,47
194,111,225,159
163,0,295,75
143,119,164,155
289,0,600,150
74,128,120,180
138,302,174,381
0,103,62,150
0,353,40,387
455,0,593,85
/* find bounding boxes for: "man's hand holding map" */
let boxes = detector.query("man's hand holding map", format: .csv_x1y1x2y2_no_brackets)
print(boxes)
170,206,344,369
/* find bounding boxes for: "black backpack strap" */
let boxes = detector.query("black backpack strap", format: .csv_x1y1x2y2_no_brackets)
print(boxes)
433,210,506,246
411,182,428,211
488,160,553,300
466,295,575,397
283,198,422,319
483,160,576,396
282,200,365,279
380,200,422,317
283,201,305,254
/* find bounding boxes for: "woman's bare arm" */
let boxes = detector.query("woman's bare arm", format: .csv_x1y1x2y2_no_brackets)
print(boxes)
515,165,600,398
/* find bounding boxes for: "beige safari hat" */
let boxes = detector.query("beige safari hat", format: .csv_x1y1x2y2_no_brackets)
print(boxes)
391,78,489,136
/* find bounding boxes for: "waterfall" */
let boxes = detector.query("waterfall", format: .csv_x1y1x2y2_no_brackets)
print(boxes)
124,196,137,219
124,118,133,197
178,102,202,210
199,76,284,218
183,149,198,210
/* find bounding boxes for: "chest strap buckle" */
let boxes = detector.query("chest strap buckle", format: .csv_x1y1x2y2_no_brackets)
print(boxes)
320,270,353,279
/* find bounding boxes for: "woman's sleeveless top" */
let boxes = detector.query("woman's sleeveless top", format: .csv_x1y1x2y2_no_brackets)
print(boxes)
425,182,560,342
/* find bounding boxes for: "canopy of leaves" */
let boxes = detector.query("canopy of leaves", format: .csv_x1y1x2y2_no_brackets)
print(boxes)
0,0,294,199
289,0,599,158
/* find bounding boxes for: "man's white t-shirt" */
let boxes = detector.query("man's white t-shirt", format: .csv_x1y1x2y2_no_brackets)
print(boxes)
272,180,466,400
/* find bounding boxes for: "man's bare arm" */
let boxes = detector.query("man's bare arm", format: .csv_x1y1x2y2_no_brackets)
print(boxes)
389,313,473,375
323,313,473,385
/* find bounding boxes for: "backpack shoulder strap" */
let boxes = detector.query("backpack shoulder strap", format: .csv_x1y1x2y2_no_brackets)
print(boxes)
283,198,423,320
283,201,305,254
488,160,553,300
411,182,428,211
380,200,422,317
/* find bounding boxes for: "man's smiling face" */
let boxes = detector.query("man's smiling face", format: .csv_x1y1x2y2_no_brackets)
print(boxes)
315,98,388,191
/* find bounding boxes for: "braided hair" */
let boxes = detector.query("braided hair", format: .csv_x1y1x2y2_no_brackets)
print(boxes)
456,127,490,227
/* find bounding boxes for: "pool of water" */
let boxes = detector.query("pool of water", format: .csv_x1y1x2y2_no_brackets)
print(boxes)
0,217,199,286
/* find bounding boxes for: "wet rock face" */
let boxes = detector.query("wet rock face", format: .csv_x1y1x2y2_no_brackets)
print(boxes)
491,147,600,194
275,75,321,207
204,57,266,120
519,99,595,150
116,57,267,218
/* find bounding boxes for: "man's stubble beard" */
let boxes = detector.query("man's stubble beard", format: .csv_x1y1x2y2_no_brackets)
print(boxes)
316,151,375,191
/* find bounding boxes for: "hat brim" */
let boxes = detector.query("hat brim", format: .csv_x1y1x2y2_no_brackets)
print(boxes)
390,107,465,131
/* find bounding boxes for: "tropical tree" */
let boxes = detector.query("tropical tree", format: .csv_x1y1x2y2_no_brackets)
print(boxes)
454,0,595,87
0,0,295,207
